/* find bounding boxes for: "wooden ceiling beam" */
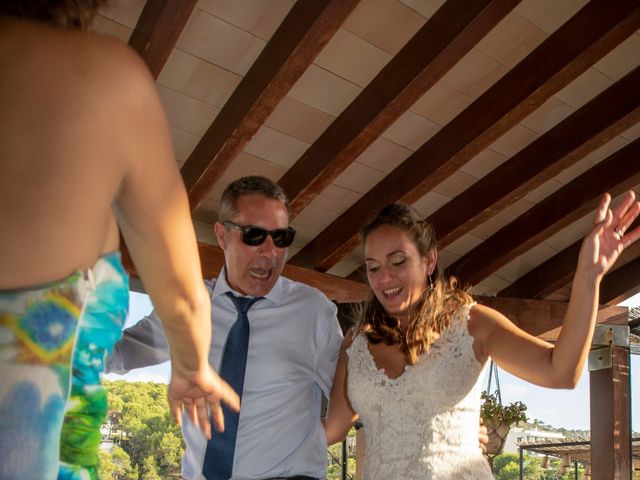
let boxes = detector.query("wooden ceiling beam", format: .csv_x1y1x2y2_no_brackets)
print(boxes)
431,66,640,250
498,240,581,300
129,0,197,79
279,0,520,217
600,256,640,306
180,0,360,211
447,137,640,284
499,217,640,300
121,243,632,324
476,298,627,341
121,242,370,303
288,0,640,272
340,295,625,339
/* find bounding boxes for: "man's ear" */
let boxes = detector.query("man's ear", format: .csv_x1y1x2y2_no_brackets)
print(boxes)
215,222,227,250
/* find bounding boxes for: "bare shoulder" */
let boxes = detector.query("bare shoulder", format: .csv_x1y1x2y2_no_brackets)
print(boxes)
65,28,154,100
468,303,508,339
1,18,153,102
469,303,500,322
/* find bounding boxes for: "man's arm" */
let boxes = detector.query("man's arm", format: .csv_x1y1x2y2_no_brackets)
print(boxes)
314,299,344,398
106,311,170,374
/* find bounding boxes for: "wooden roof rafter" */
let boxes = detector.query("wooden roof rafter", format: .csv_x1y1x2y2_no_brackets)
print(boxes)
288,0,640,272
278,0,521,217
129,0,198,79
110,0,640,309
499,218,640,301
600,256,640,306
447,137,640,285
121,242,369,303
179,0,361,211
429,65,640,250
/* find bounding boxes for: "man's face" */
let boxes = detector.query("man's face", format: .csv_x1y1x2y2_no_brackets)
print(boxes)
215,194,290,297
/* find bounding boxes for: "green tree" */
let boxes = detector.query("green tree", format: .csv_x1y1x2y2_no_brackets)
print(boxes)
140,455,161,480
492,453,544,480
157,431,183,472
104,380,184,478
111,445,136,480
99,450,115,479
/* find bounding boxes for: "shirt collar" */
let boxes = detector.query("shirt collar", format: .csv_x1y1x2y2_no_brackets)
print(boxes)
212,266,285,306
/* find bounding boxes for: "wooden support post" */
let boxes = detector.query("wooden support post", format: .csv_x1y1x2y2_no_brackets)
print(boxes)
519,447,524,480
355,426,365,480
589,344,631,479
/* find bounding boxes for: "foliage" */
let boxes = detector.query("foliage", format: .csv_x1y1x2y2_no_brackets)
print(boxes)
99,450,115,479
140,455,162,480
492,452,587,480
100,380,184,479
493,453,543,480
327,428,357,480
480,390,527,429
99,445,138,480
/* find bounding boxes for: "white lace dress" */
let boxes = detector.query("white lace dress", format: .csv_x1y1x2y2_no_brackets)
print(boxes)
346,305,493,479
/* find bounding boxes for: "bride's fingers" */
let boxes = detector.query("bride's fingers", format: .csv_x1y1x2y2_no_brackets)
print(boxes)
620,216,640,249
593,193,611,226
610,191,637,232
615,200,640,240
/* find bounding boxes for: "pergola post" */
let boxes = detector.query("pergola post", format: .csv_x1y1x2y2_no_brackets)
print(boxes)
355,424,365,480
589,324,631,479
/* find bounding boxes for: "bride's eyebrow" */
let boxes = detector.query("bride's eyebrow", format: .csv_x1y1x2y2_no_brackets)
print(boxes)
365,249,406,262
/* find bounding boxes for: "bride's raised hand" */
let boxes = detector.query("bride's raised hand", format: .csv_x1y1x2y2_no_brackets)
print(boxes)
578,191,640,281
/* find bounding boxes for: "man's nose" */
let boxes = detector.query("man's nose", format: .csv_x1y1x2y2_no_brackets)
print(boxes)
258,234,278,257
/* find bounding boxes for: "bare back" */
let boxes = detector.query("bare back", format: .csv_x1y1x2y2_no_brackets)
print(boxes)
0,18,178,288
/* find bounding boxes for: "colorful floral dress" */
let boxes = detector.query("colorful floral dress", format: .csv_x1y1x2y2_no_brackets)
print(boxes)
0,252,128,480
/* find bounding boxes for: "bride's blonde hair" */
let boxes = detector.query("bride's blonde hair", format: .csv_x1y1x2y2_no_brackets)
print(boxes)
359,204,473,365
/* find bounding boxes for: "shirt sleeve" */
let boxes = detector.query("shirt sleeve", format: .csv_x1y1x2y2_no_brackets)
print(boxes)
314,299,344,398
106,310,170,374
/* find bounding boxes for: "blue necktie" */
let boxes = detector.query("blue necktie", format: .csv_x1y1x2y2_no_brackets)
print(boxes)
203,293,261,480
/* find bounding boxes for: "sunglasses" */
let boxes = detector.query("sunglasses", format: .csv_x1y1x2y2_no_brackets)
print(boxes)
223,221,296,248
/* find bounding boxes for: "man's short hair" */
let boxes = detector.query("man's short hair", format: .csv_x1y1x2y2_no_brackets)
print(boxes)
218,176,290,222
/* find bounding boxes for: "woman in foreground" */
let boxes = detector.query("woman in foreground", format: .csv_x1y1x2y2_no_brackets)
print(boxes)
0,2,236,478
324,192,639,479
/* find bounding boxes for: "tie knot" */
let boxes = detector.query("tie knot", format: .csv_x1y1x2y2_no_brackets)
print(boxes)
226,293,262,314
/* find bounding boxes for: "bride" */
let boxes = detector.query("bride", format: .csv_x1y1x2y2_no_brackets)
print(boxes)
323,191,639,479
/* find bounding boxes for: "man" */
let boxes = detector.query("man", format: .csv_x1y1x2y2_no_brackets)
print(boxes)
108,176,343,480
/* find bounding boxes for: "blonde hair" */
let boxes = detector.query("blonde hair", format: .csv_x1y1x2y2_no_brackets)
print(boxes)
359,204,472,365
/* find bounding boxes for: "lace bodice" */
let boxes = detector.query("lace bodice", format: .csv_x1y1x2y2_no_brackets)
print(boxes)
347,304,493,480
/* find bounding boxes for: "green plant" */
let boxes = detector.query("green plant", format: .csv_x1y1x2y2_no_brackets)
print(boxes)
481,390,528,470
480,390,527,428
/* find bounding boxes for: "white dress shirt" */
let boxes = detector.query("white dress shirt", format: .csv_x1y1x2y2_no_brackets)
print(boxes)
107,268,343,479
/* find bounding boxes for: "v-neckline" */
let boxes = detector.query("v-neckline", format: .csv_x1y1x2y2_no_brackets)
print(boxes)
363,336,413,382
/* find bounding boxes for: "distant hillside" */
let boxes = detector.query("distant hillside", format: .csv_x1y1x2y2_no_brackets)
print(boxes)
520,419,589,439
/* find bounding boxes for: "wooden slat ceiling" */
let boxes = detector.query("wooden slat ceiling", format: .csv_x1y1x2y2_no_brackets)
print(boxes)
95,0,640,306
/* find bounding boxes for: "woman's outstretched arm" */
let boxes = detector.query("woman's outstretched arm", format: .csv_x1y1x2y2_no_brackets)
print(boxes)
469,191,640,388
110,42,239,436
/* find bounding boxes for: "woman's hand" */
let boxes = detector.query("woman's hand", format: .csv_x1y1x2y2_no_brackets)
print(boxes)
168,367,240,439
578,191,640,282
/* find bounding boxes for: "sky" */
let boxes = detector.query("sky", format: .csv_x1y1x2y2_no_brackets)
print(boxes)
105,291,640,432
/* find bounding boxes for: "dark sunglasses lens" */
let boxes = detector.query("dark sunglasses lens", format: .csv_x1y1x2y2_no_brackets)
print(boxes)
272,228,295,248
242,227,268,246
